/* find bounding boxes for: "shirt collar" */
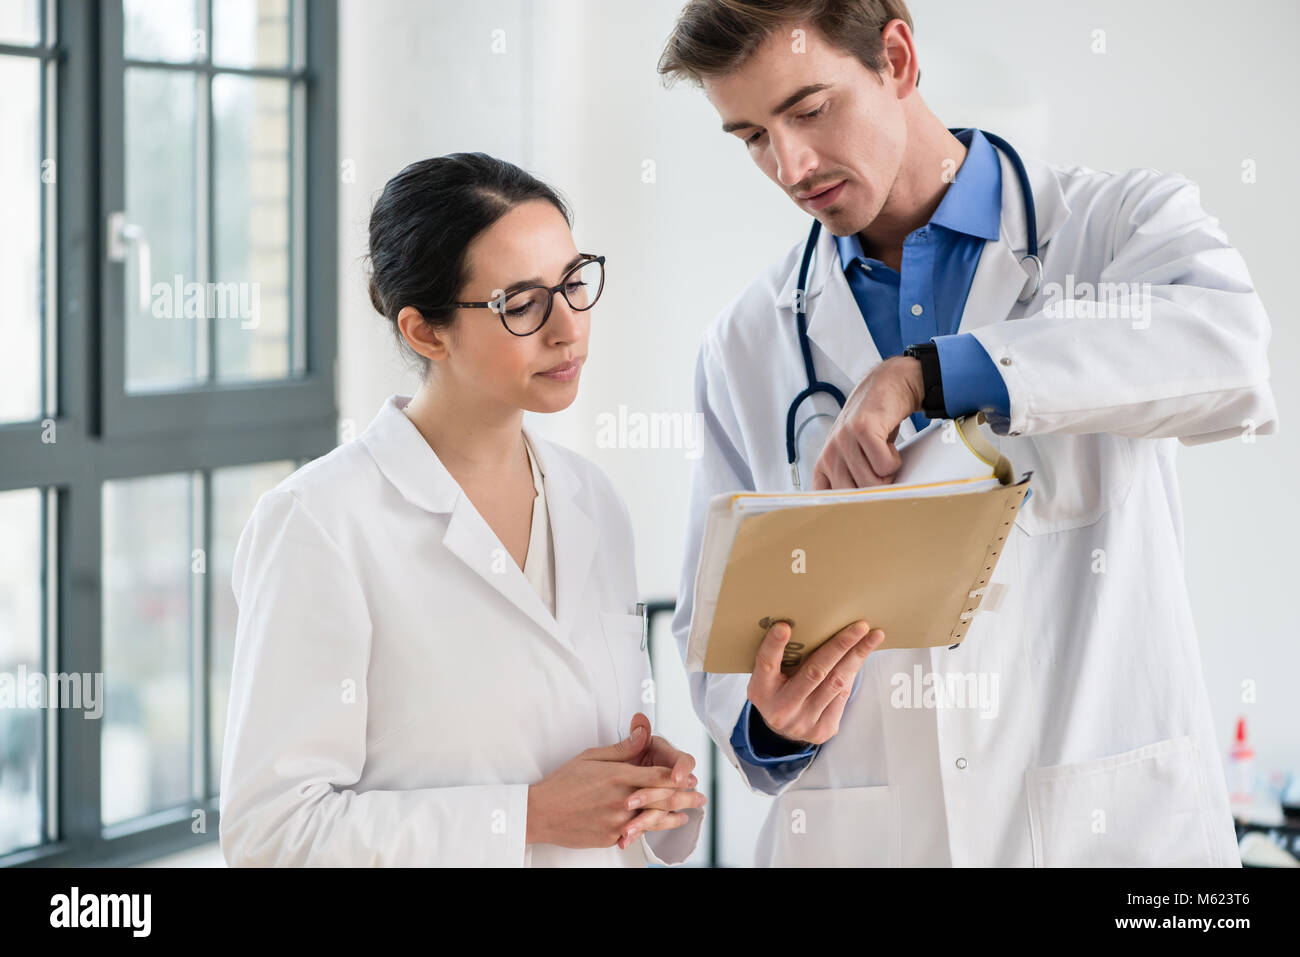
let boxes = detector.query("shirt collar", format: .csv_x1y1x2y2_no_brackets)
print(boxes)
360,394,575,516
930,128,1002,240
835,229,869,269
835,127,1002,271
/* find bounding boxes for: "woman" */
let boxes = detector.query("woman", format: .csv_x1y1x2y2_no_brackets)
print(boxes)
219,153,705,866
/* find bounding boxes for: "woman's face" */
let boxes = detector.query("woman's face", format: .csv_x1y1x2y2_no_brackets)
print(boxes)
438,199,592,415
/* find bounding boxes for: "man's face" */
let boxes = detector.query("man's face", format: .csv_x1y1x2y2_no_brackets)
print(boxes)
705,24,909,236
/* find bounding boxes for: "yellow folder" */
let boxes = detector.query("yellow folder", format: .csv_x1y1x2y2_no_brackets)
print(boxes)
685,414,1032,673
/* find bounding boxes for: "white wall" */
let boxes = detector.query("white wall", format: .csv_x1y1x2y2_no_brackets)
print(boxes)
339,0,1300,863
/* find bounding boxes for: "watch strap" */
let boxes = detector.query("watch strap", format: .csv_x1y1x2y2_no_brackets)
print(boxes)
903,342,948,420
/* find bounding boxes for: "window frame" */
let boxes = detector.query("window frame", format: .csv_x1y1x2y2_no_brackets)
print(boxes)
0,0,338,868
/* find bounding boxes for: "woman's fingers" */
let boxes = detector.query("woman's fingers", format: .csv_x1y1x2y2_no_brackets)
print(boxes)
582,725,647,762
619,763,697,790
618,809,688,847
638,735,697,785
626,786,707,813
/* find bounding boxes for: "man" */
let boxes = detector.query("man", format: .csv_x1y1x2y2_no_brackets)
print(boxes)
660,0,1275,866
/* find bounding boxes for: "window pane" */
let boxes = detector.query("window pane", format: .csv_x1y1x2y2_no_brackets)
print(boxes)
213,75,292,382
208,460,293,793
123,0,202,64
213,0,290,69
102,473,195,826
0,55,42,424
0,489,44,856
124,67,201,392
0,0,40,46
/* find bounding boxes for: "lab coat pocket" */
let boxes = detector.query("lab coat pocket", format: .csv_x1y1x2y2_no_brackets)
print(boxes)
1026,735,1216,866
599,611,653,736
983,430,1135,535
770,785,901,867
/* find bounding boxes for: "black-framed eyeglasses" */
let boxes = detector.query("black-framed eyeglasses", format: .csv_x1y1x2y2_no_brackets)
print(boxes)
452,254,606,336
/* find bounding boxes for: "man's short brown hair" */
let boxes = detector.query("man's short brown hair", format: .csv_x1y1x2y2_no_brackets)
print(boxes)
657,0,915,88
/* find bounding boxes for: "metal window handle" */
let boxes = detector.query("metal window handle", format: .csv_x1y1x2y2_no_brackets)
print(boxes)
107,211,152,312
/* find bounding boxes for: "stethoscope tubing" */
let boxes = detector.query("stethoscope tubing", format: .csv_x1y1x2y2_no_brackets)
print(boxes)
785,130,1040,488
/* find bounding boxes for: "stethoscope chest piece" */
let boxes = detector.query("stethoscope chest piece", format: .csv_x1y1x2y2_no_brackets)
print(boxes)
1018,253,1043,303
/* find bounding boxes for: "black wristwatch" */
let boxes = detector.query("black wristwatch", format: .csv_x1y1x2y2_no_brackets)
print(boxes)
902,341,949,420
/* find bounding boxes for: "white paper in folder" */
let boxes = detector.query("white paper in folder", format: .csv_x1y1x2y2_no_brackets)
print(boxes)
684,417,1012,672
891,418,999,484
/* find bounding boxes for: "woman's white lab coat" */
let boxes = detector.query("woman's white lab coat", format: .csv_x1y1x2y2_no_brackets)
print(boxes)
219,394,703,866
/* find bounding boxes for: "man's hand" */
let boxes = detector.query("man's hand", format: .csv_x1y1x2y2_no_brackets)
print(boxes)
811,355,925,490
747,620,884,747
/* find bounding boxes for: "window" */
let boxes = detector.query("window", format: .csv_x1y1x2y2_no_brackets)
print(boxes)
0,0,337,867
0,0,52,427
117,0,305,394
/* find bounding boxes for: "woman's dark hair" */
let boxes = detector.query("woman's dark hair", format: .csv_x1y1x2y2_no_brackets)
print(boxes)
364,152,573,375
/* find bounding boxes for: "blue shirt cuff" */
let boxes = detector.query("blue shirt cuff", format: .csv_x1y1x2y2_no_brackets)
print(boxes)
731,700,817,766
931,332,1010,419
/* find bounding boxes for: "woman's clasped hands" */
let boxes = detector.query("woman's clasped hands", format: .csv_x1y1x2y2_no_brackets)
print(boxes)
526,712,705,850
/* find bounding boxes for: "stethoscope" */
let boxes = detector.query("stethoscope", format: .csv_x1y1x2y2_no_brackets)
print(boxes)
785,129,1043,490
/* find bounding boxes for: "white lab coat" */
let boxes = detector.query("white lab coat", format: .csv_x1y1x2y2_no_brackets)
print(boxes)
673,147,1276,867
220,394,703,866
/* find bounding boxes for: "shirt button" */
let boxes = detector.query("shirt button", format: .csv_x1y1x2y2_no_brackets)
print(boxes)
910,304,923,316
999,356,1012,366
955,757,968,770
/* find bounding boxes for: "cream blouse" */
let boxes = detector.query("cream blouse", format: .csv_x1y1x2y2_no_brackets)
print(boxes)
521,434,555,618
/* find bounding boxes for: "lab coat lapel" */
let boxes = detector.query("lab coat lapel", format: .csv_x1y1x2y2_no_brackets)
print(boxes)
957,148,1072,336
441,496,569,650
777,224,914,443
522,427,598,651
360,395,570,652
776,142,1074,374
779,223,885,388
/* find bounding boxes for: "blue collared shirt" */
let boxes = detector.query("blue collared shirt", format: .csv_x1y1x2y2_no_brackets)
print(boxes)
731,128,1013,772
838,126,1010,433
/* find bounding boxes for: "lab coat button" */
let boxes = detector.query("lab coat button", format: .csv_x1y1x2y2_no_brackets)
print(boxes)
999,356,1012,366
955,757,968,769
910,303,923,316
